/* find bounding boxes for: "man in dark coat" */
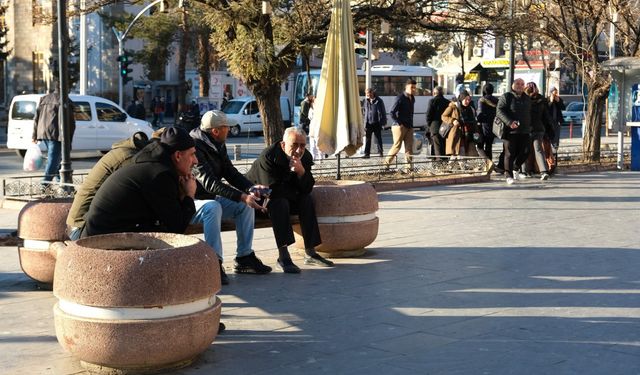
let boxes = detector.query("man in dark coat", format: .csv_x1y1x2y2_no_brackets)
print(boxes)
66,132,149,240
246,127,334,273
384,79,416,170
425,86,449,159
496,78,532,185
190,110,272,284
362,88,387,158
32,88,76,182
80,127,197,237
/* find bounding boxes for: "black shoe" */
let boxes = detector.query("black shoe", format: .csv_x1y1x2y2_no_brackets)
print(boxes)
363,154,370,159
219,261,229,285
304,254,334,267
276,258,301,274
234,252,272,274
218,322,226,333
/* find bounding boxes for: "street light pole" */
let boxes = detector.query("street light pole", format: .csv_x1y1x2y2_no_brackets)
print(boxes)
113,0,167,108
508,0,515,90
56,0,73,184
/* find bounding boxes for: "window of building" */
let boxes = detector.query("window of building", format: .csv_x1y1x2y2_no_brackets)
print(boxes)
32,51,45,93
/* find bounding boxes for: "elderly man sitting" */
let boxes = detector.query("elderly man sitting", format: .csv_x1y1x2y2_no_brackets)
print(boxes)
190,110,272,284
246,127,334,273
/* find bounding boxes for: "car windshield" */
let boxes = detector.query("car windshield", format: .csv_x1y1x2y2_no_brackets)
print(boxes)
222,101,244,114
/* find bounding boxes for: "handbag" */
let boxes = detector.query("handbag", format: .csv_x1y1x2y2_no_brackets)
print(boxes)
492,116,508,139
438,122,453,138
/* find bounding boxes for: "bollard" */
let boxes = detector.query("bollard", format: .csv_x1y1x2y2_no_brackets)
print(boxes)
234,144,241,161
293,181,378,258
569,120,573,139
53,232,221,373
17,198,72,289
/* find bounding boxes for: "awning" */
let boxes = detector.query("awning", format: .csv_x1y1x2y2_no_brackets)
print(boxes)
464,72,479,81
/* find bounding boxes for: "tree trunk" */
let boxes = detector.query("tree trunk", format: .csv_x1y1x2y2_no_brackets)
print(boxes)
253,83,283,146
197,30,210,98
177,10,189,115
582,79,609,162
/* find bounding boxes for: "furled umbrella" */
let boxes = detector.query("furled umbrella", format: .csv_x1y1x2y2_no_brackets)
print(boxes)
310,0,364,158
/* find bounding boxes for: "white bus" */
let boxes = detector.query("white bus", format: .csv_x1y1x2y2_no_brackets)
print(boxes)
293,65,437,130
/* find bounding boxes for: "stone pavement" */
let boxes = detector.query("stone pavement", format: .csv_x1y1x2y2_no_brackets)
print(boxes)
1,171,640,374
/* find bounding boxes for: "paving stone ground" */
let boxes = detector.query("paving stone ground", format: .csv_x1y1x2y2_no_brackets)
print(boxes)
1,171,639,374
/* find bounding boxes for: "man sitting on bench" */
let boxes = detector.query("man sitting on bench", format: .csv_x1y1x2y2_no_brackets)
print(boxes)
246,127,334,273
190,110,272,284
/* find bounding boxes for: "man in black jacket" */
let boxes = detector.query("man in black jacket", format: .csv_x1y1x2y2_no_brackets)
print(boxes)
426,86,449,159
362,88,387,158
246,127,334,274
190,110,272,284
384,79,416,170
81,127,197,237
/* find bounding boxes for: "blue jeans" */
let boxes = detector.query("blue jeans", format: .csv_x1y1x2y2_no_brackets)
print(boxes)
42,139,61,182
191,197,255,261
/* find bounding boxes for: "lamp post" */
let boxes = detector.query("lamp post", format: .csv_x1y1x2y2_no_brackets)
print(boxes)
113,0,167,108
56,0,73,185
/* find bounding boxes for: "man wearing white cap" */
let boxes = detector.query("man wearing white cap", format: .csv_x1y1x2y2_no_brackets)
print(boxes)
190,110,272,285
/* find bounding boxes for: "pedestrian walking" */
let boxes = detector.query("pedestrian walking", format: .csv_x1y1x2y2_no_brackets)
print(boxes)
524,82,554,180
476,83,499,161
384,79,416,171
496,78,532,185
547,86,565,152
362,88,387,158
31,87,76,183
426,86,449,159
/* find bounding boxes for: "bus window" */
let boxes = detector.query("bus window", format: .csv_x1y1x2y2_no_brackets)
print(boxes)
294,73,320,107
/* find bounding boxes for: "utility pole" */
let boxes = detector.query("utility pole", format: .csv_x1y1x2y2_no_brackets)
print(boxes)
113,0,167,108
56,0,73,185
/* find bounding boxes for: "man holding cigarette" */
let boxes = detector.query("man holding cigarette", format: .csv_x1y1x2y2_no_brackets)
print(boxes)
246,127,334,273
190,110,272,284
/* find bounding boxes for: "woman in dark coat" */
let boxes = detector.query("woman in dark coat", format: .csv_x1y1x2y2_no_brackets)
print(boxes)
524,82,554,180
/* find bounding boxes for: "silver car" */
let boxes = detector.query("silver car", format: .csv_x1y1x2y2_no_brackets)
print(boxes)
562,101,585,125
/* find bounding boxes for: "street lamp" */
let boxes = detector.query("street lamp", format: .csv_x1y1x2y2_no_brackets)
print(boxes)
113,0,168,108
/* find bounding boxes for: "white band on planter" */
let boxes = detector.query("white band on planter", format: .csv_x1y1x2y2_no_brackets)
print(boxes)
58,294,218,320
316,213,377,224
22,239,53,250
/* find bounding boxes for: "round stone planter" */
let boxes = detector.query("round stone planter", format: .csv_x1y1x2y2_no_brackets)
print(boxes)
53,232,221,374
17,198,72,288
293,180,379,258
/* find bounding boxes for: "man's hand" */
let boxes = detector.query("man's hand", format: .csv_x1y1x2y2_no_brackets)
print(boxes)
289,156,305,177
249,184,270,199
241,193,266,212
178,174,197,200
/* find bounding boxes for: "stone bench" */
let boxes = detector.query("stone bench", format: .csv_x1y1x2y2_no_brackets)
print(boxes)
183,212,298,235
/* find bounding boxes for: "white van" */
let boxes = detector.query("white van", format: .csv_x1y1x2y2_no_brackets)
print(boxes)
7,94,154,157
221,96,292,137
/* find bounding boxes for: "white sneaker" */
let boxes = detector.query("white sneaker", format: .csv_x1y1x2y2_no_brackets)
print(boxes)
540,173,550,181
513,171,520,180
506,177,515,185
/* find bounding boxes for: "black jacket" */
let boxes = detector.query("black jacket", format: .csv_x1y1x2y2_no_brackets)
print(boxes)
426,94,450,124
363,96,387,127
476,95,498,125
32,92,76,142
390,92,415,128
81,141,195,237
496,92,532,135
245,143,315,201
529,93,554,137
190,127,253,201
547,96,565,125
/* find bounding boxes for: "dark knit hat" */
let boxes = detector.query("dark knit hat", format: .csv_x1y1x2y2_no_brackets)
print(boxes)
160,126,195,151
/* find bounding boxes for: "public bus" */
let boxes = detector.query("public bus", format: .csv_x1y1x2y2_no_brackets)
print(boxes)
293,65,437,130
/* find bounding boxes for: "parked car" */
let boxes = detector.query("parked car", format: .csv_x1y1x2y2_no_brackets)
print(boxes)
222,96,292,137
7,94,154,158
562,101,585,125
